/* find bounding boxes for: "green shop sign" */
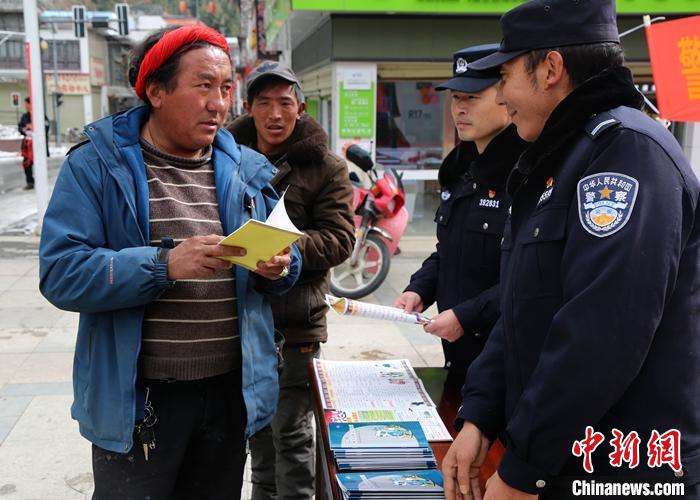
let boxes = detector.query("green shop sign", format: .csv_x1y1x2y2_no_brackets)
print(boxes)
339,82,375,139
292,0,700,14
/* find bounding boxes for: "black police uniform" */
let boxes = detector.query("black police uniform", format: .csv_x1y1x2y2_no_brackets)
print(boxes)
458,66,700,496
405,125,526,386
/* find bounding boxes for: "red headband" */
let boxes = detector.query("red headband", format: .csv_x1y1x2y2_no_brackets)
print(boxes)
134,25,230,101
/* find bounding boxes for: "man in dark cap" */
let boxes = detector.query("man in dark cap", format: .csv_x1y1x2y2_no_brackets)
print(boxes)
442,1,700,499
39,26,300,498
394,44,526,390
228,61,354,500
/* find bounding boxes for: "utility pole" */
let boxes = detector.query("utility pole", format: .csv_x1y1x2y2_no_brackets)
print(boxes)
50,22,61,148
22,0,49,234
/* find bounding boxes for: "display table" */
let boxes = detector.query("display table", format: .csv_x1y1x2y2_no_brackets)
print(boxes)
310,365,504,499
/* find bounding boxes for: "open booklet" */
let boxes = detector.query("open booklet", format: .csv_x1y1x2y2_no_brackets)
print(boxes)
218,193,302,271
325,294,431,325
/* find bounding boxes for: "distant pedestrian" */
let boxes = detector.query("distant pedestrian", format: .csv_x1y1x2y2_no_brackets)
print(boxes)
17,98,35,189
18,97,51,190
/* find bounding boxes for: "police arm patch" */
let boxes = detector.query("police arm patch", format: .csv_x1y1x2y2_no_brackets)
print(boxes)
577,172,639,238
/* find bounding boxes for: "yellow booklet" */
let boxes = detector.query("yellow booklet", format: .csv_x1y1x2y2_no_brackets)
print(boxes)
218,193,302,271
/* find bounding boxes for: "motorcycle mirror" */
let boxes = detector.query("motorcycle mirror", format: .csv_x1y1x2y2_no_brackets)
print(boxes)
346,144,374,172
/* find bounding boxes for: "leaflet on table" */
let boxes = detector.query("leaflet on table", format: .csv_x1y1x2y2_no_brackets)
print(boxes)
324,407,452,442
313,359,434,411
336,469,444,496
325,294,431,325
218,192,302,271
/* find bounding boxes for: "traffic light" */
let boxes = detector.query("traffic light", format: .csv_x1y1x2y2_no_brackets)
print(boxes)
116,3,129,36
72,5,86,38
55,93,64,107
11,93,20,108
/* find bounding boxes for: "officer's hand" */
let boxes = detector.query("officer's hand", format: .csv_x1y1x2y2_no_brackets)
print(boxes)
255,246,292,281
442,422,491,500
394,291,424,313
423,309,464,342
484,472,537,500
167,235,244,280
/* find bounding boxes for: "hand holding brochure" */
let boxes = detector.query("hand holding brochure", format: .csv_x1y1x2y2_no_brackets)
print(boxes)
218,193,302,271
325,294,431,325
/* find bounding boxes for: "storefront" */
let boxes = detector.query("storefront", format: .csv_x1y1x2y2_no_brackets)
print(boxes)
286,1,697,234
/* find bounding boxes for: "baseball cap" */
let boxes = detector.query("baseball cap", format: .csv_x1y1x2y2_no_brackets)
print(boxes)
470,0,620,71
246,61,301,95
435,44,501,93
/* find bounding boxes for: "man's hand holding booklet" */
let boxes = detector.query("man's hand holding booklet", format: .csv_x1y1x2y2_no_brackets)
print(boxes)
218,193,302,279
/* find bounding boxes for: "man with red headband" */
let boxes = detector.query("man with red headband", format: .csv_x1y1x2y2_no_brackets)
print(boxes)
39,25,301,499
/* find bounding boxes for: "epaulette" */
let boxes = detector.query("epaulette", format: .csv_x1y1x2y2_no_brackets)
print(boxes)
66,139,89,156
585,112,620,140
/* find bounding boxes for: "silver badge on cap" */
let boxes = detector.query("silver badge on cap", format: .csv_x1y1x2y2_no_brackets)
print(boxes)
455,58,469,74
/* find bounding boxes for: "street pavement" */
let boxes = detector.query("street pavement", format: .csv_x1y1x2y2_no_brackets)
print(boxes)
0,178,442,499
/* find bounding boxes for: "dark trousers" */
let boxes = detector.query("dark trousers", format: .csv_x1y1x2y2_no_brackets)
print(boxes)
92,370,247,500
23,163,34,187
250,343,320,500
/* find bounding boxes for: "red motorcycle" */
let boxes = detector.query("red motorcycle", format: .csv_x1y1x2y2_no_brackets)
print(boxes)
330,145,409,299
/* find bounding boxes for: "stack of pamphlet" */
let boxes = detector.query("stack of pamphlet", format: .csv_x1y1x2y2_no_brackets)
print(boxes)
328,421,437,471
313,359,453,442
335,469,445,499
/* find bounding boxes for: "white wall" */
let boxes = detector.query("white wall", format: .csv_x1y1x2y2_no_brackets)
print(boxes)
682,122,700,180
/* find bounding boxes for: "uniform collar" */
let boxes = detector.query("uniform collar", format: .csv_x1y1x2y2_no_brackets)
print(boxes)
439,124,526,188
509,66,643,194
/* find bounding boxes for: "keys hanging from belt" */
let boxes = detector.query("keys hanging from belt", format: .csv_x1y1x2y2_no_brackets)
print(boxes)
135,386,157,461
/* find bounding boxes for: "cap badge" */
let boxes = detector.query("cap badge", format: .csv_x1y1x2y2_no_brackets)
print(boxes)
455,58,469,74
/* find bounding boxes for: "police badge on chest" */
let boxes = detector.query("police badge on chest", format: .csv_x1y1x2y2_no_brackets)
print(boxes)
479,189,500,208
537,177,555,207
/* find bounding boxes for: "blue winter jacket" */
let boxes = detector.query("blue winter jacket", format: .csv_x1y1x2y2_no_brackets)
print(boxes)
39,105,301,453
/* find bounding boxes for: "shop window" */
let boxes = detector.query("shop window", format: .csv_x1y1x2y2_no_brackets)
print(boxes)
376,80,446,168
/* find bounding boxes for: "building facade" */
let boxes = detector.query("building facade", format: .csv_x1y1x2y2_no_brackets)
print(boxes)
256,0,699,233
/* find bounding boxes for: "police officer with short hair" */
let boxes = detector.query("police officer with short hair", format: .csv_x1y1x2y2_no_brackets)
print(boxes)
395,44,526,388
441,1,700,499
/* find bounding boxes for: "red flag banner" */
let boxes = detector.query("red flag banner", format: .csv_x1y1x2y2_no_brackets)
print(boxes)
646,15,700,122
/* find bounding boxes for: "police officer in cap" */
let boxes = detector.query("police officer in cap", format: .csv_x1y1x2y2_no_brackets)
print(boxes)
395,44,526,389
441,1,700,499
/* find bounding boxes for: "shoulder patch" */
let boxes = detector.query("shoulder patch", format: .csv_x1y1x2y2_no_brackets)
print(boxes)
577,172,638,238
585,112,620,140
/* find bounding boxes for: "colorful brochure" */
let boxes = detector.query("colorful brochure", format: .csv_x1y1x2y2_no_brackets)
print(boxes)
325,294,432,325
218,193,302,271
336,469,445,498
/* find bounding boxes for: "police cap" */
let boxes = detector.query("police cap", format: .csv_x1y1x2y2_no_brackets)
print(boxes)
435,43,501,93
470,0,620,71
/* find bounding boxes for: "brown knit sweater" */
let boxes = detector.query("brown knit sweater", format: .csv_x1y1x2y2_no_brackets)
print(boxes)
140,139,240,381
